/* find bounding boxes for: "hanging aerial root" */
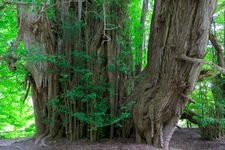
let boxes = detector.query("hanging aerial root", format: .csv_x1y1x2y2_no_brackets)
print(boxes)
102,0,111,44
22,75,31,103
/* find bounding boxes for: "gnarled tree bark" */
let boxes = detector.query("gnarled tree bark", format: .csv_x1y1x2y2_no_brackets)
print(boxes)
132,0,217,149
15,0,132,145
9,0,217,149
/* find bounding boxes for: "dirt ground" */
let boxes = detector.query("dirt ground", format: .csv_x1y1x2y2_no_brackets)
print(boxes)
0,128,225,150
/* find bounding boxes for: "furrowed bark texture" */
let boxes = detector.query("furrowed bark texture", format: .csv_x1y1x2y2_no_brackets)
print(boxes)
16,0,132,144
132,0,217,149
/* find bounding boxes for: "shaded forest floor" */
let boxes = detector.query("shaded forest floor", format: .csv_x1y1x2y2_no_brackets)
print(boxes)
1,128,225,150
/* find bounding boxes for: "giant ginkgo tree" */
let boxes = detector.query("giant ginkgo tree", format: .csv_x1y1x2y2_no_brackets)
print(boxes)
1,0,219,149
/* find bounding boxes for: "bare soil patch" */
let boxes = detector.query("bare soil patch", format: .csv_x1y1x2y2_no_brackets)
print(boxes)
1,128,225,150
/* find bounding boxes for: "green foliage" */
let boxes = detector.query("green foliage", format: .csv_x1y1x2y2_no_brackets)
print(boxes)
185,1,225,138
46,51,130,135
0,5,34,139
128,0,153,70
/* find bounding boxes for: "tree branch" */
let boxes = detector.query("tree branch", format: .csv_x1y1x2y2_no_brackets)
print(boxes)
209,33,224,67
180,94,195,103
198,69,219,81
179,54,225,74
181,111,199,125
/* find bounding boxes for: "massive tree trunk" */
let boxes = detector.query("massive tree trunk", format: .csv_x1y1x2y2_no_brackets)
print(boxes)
132,0,217,149
10,0,217,149
15,0,132,145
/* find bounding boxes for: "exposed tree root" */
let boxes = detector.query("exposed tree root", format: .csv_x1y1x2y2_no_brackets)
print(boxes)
35,127,65,146
39,134,52,147
34,134,46,145
34,133,52,147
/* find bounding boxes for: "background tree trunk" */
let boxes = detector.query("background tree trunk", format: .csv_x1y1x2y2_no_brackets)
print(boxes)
132,0,217,149
201,33,225,139
135,0,149,77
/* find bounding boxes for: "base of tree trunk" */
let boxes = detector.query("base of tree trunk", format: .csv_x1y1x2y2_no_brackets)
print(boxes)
200,124,225,140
